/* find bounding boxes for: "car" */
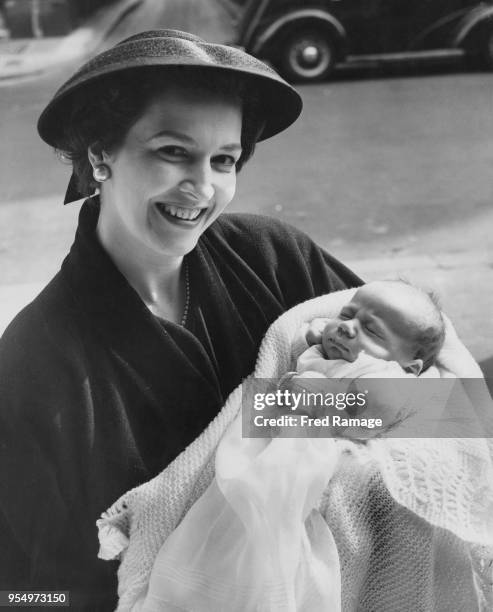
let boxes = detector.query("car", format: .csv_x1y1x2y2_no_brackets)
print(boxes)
236,0,493,82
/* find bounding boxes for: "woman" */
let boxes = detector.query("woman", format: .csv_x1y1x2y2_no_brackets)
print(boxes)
0,30,361,610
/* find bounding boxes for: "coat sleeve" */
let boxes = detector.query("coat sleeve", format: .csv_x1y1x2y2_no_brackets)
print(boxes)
0,305,118,610
278,219,363,301
215,213,363,308
0,313,66,585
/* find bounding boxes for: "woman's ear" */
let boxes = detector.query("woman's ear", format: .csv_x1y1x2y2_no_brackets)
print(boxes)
404,359,423,376
88,143,113,185
88,144,112,168
88,144,103,169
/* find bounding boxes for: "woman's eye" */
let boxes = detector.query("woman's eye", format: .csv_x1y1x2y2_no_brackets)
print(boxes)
158,146,188,158
212,154,237,170
339,311,350,320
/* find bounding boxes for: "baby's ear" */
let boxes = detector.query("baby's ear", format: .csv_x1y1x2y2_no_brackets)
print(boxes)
404,359,423,376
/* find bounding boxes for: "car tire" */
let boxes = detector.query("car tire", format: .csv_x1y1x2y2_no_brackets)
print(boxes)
479,26,493,70
279,29,336,83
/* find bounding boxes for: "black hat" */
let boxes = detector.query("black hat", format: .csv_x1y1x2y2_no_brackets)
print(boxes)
38,30,303,202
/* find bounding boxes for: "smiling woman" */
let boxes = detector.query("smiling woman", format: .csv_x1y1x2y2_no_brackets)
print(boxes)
0,29,362,610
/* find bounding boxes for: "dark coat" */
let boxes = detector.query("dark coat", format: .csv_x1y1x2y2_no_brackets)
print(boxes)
0,199,361,610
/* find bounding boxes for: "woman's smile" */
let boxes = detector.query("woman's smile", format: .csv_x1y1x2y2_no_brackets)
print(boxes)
155,202,208,225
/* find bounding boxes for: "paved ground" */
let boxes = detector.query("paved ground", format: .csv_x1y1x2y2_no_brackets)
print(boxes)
0,0,492,386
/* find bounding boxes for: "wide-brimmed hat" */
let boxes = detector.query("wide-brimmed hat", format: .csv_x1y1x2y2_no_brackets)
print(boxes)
38,29,302,147
39,29,303,203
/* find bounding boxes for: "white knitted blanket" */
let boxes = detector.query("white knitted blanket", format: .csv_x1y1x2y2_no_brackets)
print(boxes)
97,290,493,611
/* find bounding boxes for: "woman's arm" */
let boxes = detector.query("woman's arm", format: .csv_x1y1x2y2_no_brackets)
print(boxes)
0,303,118,611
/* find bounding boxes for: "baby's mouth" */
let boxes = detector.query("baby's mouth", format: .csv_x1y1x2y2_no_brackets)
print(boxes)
325,336,356,362
328,337,349,354
156,202,207,223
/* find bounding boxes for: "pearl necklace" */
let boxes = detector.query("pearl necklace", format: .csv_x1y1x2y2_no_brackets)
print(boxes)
181,260,190,327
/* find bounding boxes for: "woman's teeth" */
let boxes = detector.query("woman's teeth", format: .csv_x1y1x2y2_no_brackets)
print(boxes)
159,203,203,221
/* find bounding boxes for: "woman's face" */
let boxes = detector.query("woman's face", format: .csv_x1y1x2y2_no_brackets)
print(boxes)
96,83,243,260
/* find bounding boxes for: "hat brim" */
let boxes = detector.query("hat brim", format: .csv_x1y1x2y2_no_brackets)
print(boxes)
38,32,303,148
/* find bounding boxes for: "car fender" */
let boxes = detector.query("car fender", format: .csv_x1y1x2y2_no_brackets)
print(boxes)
250,9,346,57
452,5,493,46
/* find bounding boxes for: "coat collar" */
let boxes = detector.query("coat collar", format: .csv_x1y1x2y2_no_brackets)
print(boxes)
61,199,225,453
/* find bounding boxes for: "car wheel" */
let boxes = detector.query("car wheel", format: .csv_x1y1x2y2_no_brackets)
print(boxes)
280,29,335,82
480,26,493,70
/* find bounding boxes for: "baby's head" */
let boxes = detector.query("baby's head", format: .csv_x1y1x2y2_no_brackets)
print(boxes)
321,280,445,375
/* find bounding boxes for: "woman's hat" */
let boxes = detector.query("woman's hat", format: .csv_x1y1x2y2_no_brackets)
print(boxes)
38,29,302,148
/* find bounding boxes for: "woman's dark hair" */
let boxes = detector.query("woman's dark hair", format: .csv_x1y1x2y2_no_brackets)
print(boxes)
55,66,265,196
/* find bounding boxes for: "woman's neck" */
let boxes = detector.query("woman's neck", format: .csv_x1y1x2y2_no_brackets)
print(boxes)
96,212,186,324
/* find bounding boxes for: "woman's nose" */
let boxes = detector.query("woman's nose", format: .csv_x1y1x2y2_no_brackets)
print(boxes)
179,165,214,202
337,320,357,339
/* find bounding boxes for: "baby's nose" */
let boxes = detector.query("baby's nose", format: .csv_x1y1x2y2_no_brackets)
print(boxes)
337,321,357,339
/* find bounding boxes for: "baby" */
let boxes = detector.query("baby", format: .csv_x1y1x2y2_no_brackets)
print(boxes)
279,280,446,436
298,279,445,376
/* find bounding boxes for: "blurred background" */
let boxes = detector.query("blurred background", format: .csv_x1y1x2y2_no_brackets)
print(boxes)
0,0,492,384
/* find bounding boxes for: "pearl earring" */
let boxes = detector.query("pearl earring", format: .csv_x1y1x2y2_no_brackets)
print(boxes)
93,164,111,182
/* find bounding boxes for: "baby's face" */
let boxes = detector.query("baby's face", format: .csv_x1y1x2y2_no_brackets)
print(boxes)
321,282,420,367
